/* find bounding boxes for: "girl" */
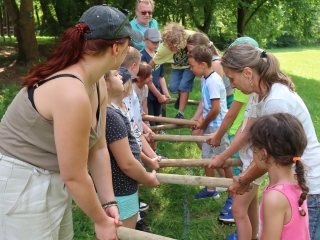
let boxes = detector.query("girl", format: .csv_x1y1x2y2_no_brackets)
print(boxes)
249,113,310,240
104,69,160,228
208,43,320,240
0,5,142,240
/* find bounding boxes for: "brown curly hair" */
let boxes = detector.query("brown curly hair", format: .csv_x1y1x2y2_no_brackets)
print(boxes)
162,23,187,51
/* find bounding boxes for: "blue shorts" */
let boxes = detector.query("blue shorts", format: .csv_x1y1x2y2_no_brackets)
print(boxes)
115,191,139,221
308,194,320,240
168,68,195,93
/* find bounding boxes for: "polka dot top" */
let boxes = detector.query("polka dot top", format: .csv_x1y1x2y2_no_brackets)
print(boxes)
106,107,141,196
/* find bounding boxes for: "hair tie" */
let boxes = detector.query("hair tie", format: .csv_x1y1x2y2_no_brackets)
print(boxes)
293,157,301,163
74,24,84,35
261,50,267,58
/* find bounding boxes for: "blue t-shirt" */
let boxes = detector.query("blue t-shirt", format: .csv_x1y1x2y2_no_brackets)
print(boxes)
201,71,228,128
141,49,165,101
130,17,159,51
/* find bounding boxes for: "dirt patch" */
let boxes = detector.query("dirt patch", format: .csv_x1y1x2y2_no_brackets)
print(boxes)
0,43,55,88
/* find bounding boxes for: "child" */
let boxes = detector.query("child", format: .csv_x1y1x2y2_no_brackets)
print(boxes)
187,45,232,200
141,28,170,157
104,69,159,229
249,113,310,240
149,23,196,119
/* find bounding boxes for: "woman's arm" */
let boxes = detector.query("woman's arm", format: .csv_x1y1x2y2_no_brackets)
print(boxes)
262,190,288,240
51,79,117,239
206,100,243,146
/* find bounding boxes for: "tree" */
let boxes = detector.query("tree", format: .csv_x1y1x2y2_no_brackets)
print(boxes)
3,0,38,66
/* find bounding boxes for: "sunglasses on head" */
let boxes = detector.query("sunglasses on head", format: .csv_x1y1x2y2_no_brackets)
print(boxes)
137,9,152,16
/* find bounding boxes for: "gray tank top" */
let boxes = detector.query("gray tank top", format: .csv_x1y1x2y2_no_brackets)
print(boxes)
0,76,102,172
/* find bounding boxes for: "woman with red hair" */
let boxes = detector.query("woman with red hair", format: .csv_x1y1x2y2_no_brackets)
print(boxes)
0,5,142,240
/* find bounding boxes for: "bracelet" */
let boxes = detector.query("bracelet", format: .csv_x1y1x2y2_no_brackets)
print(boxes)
102,200,118,209
238,177,252,190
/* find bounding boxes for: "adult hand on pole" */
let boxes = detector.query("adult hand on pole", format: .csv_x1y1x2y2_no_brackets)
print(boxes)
227,176,250,195
208,155,226,169
205,132,221,147
95,217,118,240
104,205,123,226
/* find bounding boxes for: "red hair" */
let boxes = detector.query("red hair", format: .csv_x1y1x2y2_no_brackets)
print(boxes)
23,23,129,87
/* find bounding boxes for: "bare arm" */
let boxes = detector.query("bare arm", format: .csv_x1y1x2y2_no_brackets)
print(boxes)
198,99,220,130
192,100,203,121
147,81,166,103
142,98,148,116
212,61,224,79
140,152,161,171
159,76,170,98
149,59,155,68
108,137,159,188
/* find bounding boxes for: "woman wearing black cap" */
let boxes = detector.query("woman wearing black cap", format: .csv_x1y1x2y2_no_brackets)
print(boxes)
0,5,143,240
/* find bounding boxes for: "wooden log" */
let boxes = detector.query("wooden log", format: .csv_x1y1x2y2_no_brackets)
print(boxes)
166,98,200,105
156,173,233,188
142,115,197,126
159,158,242,167
149,124,189,131
117,226,175,240
150,134,207,142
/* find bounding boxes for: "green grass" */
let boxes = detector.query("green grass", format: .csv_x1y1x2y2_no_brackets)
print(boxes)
71,45,320,239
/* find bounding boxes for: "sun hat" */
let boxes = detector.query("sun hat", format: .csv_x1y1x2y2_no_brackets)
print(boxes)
118,67,136,84
78,4,142,43
144,28,161,42
229,37,259,48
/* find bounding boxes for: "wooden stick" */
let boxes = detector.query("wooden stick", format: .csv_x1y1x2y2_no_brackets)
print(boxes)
142,115,197,126
149,124,189,131
150,134,207,142
156,173,233,188
165,98,200,105
117,226,175,240
159,158,242,167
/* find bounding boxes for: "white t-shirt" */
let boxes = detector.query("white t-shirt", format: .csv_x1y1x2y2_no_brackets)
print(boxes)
201,72,228,128
240,83,320,194
123,90,143,132
132,83,148,107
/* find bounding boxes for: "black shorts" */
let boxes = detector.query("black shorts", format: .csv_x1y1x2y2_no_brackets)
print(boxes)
147,98,162,126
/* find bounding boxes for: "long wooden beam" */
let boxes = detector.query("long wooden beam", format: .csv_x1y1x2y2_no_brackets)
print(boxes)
149,124,189,131
142,115,197,126
117,226,175,240
156,174,233,188
150,134,207,142
159,158,242,167
165,98,200,105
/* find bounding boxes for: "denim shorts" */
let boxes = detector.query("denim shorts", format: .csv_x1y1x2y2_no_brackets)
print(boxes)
115,191,139,221
168,68,195,93
308,194,320,240
202,126,229,158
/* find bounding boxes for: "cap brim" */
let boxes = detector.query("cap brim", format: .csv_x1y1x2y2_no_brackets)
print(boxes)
130,29,143,43
130,41,143,51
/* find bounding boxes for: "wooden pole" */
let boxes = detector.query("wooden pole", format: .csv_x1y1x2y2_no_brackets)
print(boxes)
166,98,200,105
142,115,197,126
117,226,175,240
150,134,207,142
156,174,233,188
149,124,189,131
159,158,242,167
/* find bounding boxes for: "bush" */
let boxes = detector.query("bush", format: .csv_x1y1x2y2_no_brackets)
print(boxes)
0,84,20,120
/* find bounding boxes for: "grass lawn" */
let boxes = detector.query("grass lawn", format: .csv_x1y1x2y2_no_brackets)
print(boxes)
71,45,320,239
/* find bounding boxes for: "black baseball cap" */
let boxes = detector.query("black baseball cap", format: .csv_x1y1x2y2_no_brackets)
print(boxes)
78,4,143,43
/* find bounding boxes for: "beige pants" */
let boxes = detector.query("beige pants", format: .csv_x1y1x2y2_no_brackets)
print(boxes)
0,153,73,240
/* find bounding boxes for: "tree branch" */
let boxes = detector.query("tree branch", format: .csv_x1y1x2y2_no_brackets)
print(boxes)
245,0,268,27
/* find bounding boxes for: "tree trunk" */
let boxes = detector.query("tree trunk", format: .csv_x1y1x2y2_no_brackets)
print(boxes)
4,0,38,66
39,0,58,29
237,4,247,37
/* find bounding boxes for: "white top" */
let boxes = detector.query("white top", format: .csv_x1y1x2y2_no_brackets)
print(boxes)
132,83,148,107
240,83,320,194
123,90,143,132
201,72,228,128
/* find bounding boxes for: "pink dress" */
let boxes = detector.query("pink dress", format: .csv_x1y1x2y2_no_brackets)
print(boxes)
259,182,310,240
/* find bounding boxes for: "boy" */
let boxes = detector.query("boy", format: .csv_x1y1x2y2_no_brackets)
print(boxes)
187,45,232,200
141,28,170,158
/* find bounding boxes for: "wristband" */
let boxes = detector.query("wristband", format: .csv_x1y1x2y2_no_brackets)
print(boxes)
238,177,252,190
102,200,118,209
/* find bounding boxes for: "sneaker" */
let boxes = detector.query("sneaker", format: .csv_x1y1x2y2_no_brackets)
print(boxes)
219,211,235,224
226,231,238,240
174,96,180,109
139,202,149,211
175,112,185,119
135,219,153,233
194,187,220,200
220,196,234,215
155,149,167,159
139,211,147,219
